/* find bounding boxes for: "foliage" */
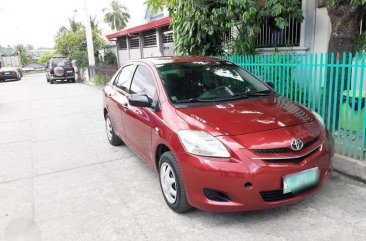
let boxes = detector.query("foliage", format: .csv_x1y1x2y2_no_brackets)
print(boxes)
104,51,117,65
103,0,130,31
147,0,303,56
356,32,366,52
91,74,105,87
145,0,174,12
38,52,53,65
14,44,32,65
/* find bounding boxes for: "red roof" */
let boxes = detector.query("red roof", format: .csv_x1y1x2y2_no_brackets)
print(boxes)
106,16,171,39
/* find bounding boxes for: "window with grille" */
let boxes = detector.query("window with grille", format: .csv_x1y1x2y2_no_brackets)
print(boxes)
163,31,173,43
130,36,140,49
118,37,127,50
256,16,302,48
143,30,157,48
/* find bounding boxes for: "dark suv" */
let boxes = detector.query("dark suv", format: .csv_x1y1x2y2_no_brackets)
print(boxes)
46,57,75,84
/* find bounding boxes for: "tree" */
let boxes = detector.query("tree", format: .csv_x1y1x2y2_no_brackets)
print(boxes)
325,0,366,55
14,44,32,65
103,0,130,31
54,17,107,60
146,0,303,56
38,52,53,65
322,0,366,126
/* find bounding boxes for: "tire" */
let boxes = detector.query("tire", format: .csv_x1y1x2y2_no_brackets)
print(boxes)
105,113,122,146
50,79,54,84
159,151,192,213
71,78,75,83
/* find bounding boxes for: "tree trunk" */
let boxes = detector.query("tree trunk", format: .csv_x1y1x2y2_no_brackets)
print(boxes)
324,2,364,131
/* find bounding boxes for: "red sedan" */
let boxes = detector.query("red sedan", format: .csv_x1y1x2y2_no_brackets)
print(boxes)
103,56,334,213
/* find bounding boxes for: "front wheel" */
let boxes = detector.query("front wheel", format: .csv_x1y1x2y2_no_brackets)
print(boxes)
159,151,192,213
105,114,122,146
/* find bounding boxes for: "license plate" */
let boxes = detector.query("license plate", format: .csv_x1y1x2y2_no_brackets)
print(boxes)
5,72,10,75
283,167,320,194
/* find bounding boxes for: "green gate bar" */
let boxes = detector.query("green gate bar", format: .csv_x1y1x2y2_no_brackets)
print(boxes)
219,52,366,161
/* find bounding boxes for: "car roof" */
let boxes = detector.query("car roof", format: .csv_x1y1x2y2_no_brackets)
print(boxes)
133,56,226,65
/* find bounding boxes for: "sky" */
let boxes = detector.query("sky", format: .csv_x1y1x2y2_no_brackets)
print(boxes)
0,0,146,49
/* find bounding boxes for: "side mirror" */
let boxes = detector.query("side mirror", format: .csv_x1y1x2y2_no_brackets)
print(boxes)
128,94,151,107
105,85,116,97
266,82,275,89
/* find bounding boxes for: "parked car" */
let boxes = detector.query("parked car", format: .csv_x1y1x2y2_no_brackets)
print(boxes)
0,67,22,82
46,57,75,84
103,56,334,213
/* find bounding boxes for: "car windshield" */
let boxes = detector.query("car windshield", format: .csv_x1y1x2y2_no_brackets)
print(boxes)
52,58,72,68
156,61,271,104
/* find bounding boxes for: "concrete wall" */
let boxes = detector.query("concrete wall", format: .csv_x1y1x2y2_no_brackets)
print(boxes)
313,8,331,53
118,50,130,66
129,49,141,60
142,46,160,58
163,43,174,56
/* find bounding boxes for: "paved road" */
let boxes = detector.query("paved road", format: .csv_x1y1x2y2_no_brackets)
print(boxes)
0,74,366,241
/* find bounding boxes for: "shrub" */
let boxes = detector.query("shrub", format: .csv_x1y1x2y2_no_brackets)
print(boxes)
104,51,117,65
91,74,104,87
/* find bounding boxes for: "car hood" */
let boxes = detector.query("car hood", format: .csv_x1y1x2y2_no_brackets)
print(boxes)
175,96,317,136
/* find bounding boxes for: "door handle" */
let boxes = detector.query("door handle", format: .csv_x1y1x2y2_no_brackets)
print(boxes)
123,103,129,110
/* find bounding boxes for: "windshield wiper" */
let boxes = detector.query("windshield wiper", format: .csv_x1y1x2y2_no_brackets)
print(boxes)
198,94,248,102
246,90,272,97
175,98,200,103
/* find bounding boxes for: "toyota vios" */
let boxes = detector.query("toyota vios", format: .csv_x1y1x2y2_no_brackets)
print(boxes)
103,57,334,213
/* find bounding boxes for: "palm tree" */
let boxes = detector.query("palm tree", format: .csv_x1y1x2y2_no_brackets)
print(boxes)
68,17,83,33
103,0,130,31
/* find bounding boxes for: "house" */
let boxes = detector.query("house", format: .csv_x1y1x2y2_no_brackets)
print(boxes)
106,8,171,66
0,48,21,68
106,1,365,66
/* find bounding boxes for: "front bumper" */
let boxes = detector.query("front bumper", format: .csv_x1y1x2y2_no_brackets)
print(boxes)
177,135,333,212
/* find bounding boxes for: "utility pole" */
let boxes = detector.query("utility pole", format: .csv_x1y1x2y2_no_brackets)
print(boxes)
84,1,95,78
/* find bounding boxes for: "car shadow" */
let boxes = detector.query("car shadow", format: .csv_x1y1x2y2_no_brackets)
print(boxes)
0,79,20,83
52,81,75,85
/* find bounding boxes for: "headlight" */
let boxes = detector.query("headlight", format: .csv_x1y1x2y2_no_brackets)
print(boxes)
311,111,325,129
178,130,230,158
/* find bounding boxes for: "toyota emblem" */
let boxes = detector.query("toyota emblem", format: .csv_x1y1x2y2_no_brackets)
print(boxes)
291,139,304,151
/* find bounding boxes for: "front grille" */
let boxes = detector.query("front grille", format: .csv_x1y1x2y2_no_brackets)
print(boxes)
260,184,318,202
252,135,320,154
261,147,319,164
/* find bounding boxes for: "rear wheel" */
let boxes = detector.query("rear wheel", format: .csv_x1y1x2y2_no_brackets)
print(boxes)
70,78,76,83
159,151,192,213
105,114,122,146
50,79,54,84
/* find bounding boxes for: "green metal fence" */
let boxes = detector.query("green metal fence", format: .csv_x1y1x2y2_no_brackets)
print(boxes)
219,52,366,161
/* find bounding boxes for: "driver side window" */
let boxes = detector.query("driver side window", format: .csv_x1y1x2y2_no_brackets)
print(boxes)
113,65,135,92
130,65,157,100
